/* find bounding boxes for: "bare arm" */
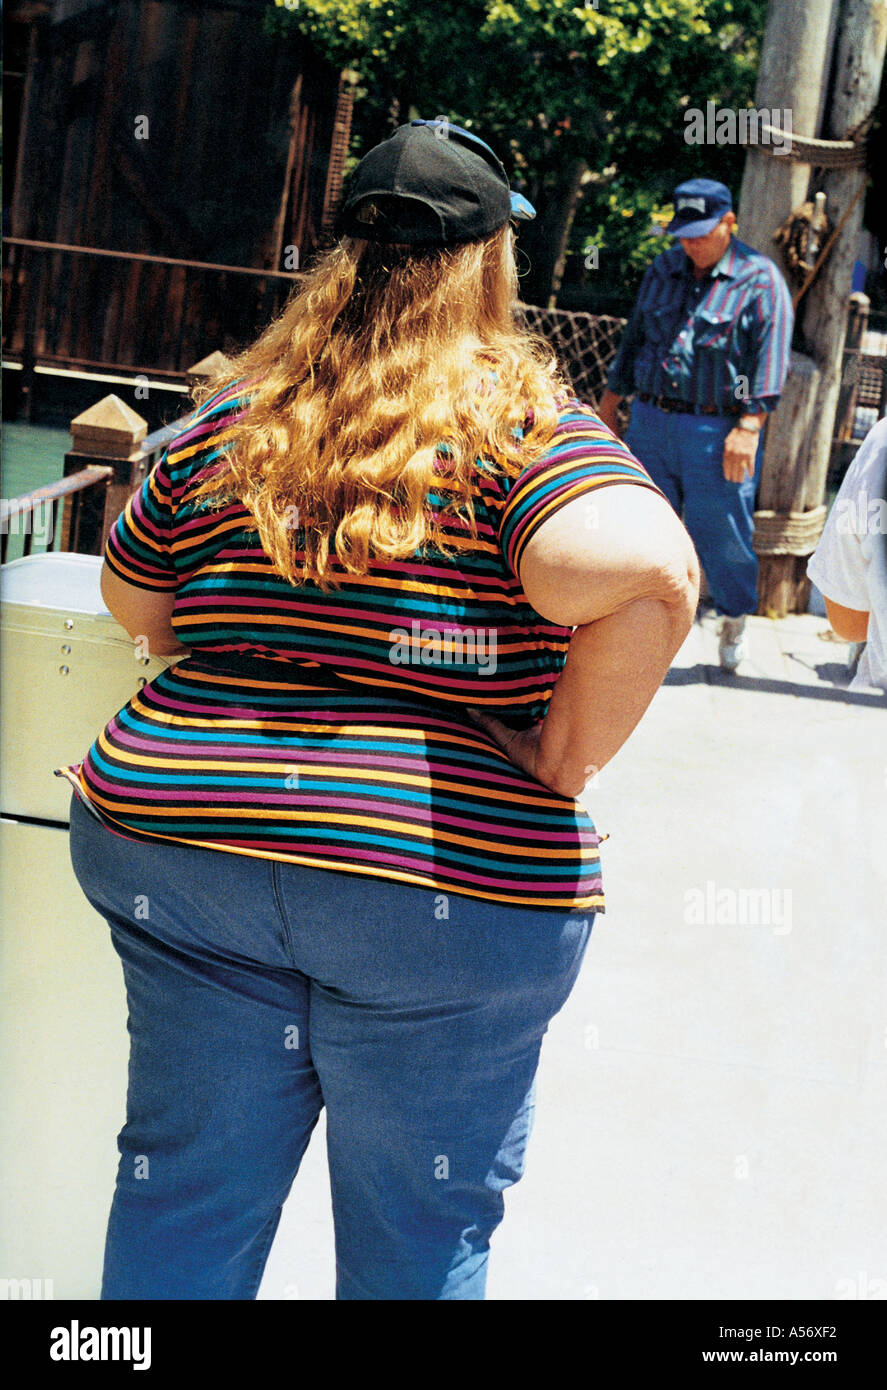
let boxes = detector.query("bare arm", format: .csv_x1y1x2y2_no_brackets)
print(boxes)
824,595,869,644
531,596,694,796
595,388,624,437
469,484,699,796
100,563,190,658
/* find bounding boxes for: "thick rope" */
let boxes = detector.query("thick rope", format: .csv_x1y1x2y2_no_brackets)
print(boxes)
755,126,869,168
752,504,828,556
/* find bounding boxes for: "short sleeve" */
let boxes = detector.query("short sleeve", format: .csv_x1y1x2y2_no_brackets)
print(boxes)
807,422,887,612
103,450,179,590
498,399,665,580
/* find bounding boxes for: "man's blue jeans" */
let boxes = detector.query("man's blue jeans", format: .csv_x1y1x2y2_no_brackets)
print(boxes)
68,791,593,1300
625,398,764,618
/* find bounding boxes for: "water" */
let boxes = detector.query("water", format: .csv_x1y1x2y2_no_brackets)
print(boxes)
1,422,70,561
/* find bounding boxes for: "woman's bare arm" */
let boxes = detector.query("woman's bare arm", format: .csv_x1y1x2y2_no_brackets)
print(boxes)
100,563,190,658
531,595,695,796
823,595,869,644
470,484,699,796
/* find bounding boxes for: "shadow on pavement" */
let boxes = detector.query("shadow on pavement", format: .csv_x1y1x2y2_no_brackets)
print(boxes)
664,662,887,707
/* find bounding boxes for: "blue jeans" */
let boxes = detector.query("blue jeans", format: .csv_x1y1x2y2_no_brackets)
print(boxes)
625,399,764,618
68,791,593,1300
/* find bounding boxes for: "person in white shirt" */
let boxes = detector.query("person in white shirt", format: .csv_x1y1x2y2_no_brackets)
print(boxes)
807,416,887,692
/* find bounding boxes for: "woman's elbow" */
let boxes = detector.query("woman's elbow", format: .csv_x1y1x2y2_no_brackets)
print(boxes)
654,542,701,641
824,596,869,643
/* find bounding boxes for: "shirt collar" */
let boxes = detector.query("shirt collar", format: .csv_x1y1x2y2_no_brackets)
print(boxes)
671,236,739,281
712,238,739,279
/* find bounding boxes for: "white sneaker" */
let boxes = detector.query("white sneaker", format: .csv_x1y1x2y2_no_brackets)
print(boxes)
718,615,748,672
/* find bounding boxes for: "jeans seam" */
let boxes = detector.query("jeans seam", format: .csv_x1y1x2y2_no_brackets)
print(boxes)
270,859,299,968
244,1208,285,1300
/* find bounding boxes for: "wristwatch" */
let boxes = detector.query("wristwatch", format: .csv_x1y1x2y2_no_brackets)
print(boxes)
736,416,763,433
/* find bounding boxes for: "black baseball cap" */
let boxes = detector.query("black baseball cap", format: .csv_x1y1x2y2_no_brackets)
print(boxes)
339,119,536,247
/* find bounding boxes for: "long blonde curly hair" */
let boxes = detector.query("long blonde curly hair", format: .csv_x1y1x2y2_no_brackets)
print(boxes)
190,225,568,589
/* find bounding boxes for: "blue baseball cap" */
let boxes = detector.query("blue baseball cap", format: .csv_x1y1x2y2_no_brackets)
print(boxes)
340,120,535,247
666,179,733,239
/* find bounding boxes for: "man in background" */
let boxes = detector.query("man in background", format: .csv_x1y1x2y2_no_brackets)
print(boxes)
598,178,793,672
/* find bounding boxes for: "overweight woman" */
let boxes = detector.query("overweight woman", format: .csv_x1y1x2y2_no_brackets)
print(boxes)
61,121,700,1300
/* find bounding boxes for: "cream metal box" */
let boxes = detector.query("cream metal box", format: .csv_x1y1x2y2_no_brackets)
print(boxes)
0,552,174,1297
1,553,173,822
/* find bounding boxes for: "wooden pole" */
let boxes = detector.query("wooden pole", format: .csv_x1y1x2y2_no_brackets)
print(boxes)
739,0,887,615
63,396,149,555
737,0,839,615
799,0,887,520
737,0,840,259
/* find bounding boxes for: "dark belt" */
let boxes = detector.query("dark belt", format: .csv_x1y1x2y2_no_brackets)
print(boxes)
186,650,366,691
636,392,740,416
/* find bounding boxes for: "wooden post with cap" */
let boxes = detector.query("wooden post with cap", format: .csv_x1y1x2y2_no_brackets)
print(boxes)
63,396,148,555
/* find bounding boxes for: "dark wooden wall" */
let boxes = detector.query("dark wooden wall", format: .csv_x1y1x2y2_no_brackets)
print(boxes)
3,0,352,386
8,0,346,267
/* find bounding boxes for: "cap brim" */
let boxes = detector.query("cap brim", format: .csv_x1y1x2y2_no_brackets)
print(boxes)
510,192,536,222
666,213,722,239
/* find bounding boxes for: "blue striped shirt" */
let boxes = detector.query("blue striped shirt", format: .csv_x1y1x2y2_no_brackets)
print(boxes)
606,236,794,414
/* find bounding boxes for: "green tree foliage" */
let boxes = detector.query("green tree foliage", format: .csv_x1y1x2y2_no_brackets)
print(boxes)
266,0,768,309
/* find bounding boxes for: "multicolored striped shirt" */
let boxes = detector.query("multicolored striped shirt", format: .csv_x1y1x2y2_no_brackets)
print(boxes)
606,236,793,414
57,381,663,911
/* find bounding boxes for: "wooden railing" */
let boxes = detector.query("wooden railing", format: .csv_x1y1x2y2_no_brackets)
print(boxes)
1,398,201,564
1,467,112,566
1,238,299,412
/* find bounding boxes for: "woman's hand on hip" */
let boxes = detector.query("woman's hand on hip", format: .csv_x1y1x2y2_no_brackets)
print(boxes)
465,708,551,787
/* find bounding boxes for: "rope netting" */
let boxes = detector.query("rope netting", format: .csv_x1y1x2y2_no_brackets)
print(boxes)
517,302,626,408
